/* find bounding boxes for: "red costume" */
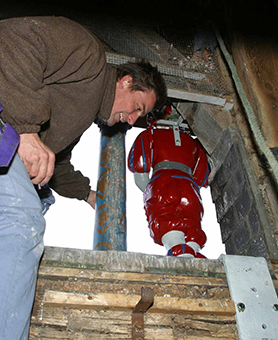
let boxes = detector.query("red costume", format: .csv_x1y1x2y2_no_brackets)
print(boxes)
128,121,210,258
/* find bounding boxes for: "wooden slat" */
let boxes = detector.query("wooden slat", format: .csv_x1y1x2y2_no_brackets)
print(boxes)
44,290,235,316
38,266,228,287
30,306,237,340
30,325,236,340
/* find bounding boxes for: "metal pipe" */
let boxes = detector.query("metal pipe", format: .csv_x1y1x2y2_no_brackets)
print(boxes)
93,122,129,251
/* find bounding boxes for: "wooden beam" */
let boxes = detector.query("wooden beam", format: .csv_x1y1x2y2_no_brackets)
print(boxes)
38,266,228,287
44,290,236,316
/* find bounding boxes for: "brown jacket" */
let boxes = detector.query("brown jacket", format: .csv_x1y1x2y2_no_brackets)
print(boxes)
0,16,116,199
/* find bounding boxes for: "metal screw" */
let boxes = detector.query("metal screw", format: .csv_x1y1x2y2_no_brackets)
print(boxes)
237,302,245,312
251,287,257,292
273,304,278,311
262,324,267,329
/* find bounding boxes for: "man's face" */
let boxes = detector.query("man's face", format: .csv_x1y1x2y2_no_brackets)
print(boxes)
107,75,156,126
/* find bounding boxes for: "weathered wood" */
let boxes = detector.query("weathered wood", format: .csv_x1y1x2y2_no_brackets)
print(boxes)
41,247,226,276
229,5,278,148
273,280,278,291
30,308,238,340
271,261,278,291
31,306,68,327
38,266,228,287
30,325,236,340
44,290,235,316
30,248,238,339
34,277,230,302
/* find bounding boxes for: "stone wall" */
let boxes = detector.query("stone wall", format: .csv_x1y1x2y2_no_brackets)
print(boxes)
210,127,278,259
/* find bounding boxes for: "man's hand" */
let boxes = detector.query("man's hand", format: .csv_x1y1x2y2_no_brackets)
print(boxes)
86,190,96,209
18,133,55,186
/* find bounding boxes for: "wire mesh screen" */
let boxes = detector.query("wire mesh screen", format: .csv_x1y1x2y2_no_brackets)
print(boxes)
0,1,230,100
85,16,231,99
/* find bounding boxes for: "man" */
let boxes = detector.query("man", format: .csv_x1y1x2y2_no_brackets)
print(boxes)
0,16,167,339
128,105,210,258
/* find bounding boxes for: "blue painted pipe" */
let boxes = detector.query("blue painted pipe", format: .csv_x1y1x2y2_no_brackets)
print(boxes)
93,123,129,251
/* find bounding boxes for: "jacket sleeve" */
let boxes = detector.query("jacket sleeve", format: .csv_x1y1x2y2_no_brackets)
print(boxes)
0,21,50,134
48,138,91,200
128,129,152,173
192,139,211,188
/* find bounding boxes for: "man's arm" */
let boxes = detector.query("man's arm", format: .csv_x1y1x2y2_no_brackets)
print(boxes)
48,139,95,207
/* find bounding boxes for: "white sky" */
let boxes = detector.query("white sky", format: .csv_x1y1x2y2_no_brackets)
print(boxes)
44,123,226,259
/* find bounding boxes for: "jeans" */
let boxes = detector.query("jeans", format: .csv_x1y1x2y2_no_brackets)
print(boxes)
0,154,51,339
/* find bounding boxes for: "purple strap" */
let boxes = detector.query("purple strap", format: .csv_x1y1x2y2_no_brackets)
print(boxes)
0,104,20,167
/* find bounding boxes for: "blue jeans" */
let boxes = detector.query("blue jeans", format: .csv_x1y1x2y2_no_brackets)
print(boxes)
0,154,53,339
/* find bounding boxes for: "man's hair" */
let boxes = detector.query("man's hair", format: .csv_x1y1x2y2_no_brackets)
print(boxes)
116,60,167,111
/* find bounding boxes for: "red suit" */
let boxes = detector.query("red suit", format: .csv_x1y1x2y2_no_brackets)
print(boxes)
128,124,210,258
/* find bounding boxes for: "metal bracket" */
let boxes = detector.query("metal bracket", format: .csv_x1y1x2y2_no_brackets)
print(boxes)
220,255,278,340
173,126,181,146
132,287,154,340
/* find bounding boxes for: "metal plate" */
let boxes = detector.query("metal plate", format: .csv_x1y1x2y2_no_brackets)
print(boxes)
220,255,278,340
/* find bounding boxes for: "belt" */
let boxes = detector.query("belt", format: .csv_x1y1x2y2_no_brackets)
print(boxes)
153,161,193,176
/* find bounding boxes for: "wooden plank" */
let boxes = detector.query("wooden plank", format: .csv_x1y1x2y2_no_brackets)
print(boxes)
30,307,237,340
29,326,131,339
30,325,236,340
42,247,226,276
44,290,235,316
38,266,228,287
271,261,278,287
38,271,229,301
31,306,68,327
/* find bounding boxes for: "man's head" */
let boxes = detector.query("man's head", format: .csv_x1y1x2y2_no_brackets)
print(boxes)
107,60,167,126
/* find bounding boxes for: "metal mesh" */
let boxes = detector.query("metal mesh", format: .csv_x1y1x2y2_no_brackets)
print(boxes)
86,16,231,99
0,2,230,100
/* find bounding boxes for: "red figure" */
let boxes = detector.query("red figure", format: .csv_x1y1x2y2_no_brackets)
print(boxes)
128,113,210,258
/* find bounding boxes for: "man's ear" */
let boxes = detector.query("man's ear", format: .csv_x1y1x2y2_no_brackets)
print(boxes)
119,75,133,89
